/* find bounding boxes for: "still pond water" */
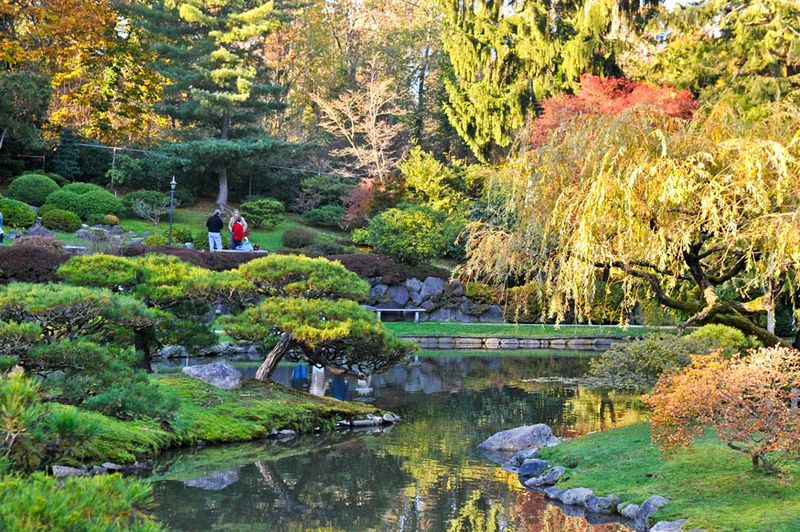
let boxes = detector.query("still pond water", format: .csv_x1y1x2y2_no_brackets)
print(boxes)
148,352,643,531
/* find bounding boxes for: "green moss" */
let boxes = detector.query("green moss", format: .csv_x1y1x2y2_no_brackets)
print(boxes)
53,375,382,467
540,422,800,531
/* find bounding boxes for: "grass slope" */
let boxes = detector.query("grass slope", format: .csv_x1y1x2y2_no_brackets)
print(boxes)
539,422,800,532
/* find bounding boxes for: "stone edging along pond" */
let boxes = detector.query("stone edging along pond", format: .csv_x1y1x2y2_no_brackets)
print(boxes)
479,424,705,532
399,335,630,350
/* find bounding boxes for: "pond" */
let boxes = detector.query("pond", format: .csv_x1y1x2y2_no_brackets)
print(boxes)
147,352,643,531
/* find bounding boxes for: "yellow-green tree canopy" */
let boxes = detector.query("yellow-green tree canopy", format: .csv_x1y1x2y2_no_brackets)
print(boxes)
462,95,800,345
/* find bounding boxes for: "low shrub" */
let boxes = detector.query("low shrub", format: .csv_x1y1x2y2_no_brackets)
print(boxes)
7,173,60,207
142,233,168,246
36,204,61,217
465,282,500,306
367,205,449,266
0,198,36,228
103,214,119,225
0,245,68,285
120,245,258,270
350,228,370,246
281,226,317,249
11,235,65,249
162,225,193,244
303,205,346,227
192,230,230,252
586,324,759,389
45,183,124,223
41,209,82,232
240,198,286,230
326,253,450,284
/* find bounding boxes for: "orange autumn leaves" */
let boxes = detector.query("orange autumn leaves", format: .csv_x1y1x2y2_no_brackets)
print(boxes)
643,346,800,470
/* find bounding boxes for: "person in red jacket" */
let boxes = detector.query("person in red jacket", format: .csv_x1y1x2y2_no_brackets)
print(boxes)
231,218,245,250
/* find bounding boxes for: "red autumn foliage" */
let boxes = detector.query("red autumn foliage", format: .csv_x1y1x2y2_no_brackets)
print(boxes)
642,346,800,471
340,175,404,229
527,74,697,147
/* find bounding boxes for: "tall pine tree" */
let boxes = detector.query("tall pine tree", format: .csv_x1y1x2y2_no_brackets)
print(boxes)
126,0,288,205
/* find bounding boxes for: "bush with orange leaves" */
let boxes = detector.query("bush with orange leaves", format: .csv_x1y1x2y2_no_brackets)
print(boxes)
642,346,800,471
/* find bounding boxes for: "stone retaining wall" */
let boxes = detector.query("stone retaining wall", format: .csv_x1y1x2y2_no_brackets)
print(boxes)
400,335,630,351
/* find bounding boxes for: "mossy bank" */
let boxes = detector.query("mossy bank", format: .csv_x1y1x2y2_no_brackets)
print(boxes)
64,374,393,468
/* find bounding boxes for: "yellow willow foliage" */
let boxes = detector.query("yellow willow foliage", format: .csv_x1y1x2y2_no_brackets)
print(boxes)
462,95,800,323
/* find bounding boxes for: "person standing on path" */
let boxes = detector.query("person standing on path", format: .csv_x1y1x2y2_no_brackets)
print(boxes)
0,209,4,244
228,209,247,234
231,217,245,250
206,209,224,252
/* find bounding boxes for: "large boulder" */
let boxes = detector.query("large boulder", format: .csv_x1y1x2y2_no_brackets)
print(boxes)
420,276,445,299
561,487,594,506
182,361,242,389
478,424,561,452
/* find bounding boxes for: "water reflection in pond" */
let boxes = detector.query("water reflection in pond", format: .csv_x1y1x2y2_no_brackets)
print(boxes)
148,352,641,531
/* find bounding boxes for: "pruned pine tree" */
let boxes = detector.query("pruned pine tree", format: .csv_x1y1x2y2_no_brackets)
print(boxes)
125,0,289,205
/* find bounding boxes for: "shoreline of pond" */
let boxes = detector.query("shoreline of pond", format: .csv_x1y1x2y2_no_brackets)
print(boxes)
398,334,632,350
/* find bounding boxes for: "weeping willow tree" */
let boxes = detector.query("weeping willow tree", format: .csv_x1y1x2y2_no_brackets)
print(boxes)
461,94,800,345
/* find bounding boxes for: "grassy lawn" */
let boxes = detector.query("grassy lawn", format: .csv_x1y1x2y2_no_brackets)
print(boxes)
384,322,674,338
540,422,800,532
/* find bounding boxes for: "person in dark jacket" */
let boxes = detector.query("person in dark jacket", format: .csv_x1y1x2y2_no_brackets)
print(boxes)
206,209,224,252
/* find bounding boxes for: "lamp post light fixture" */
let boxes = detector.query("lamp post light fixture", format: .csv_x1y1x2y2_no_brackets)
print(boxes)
168,176,177,246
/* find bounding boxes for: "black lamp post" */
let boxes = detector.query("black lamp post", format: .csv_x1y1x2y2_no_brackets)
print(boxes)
168,176,176,246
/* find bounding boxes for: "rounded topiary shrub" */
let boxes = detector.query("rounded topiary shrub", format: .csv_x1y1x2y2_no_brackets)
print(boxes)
302,205,346,228
367,205,449,266
281,226,317,249
37,204,61,217
42,209,82,232
192,231,231,251
7,173,61,207
0,198,37,228
46,183,124,223
239,198,286,230
102,214,119,225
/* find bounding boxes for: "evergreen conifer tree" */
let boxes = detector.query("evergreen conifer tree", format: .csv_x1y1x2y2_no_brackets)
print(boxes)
126,0,290,205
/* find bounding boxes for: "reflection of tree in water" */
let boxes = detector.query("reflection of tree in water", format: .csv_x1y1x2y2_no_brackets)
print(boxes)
150,437,411,530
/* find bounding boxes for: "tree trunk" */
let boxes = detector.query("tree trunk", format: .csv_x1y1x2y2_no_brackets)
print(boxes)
255,332,292,381
216,112,231,206
133,326,154,373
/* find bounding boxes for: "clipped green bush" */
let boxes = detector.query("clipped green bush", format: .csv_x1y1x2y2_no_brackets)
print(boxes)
302,205,346,227
7,173,60,207
0,198,36,228
45,183,124,223
281,226,317,249
350,227,370,246
41,208,82,231
103,214,119,225
37,203,60,217
240,198,285,230
367,205,449,266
